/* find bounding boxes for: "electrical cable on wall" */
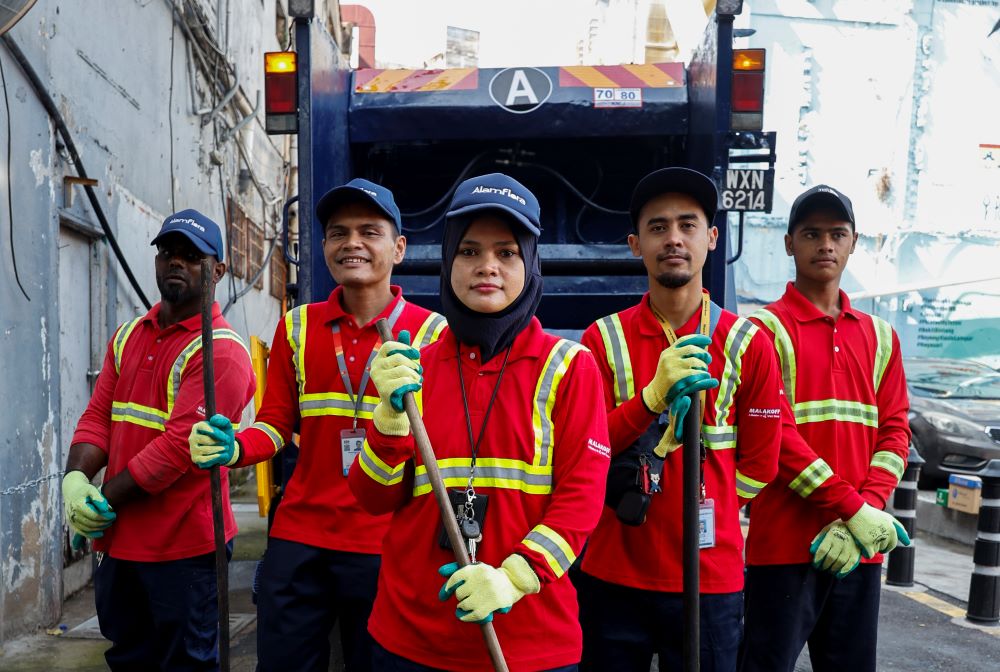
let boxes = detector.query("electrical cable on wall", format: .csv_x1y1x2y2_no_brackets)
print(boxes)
0,34,151,309
0,49,29,300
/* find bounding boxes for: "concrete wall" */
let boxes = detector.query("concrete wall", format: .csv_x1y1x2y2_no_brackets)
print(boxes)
0,0,292,641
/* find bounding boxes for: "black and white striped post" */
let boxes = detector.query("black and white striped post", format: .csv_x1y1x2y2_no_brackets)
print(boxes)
967,459,1000,624
886,445,924,587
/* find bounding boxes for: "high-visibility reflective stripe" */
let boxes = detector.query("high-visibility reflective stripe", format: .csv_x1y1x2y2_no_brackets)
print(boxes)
871,450,905,481
702,424,737,450
412,458,553,496
711,317,757,434
358,439,406,486
250,421,283,454
596,314,634,406
533,339,585,468
789,458,833,498
285,306,308,397
793,399,879,428
299,392,378,419
112,318,143,374
522,524,576,578
735,469,768,500
111,401,168,431
872,316,892,392
413,312,447,349
752,308,796,405
167,329,250,416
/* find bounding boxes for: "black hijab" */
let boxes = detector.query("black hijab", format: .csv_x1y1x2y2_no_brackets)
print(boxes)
440,213,543,362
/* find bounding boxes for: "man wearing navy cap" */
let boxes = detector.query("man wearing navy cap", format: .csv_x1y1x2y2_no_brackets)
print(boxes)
188,178,446,671
64,209,256,670
577,167,782,671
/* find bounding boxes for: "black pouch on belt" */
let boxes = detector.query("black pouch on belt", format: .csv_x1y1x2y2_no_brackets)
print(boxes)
605,412,668,526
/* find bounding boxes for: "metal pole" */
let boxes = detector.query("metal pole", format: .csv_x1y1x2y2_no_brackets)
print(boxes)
967,459,1000,623
374,319,509,672
682,393,701,672
886,446,924,587
201,259,230,671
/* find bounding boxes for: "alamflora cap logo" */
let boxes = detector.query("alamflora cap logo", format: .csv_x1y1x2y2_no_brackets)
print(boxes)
471,185,527,206
170,217,206,232
360,188,377,197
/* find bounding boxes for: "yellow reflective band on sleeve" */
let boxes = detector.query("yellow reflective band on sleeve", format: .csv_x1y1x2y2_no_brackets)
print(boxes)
413,312,447,349
285,306,308,397
596,314,634,406
792,398,879,428
250,421,284,455
789,458,834,498
166,329,251,418
751,308,796,405
412,458,553,496
735,470,768,500
532,339,585,468
522,524,576,578
112,317,143,374
871,450,905,481
111,401,168,431
702,424,737,450
358,439,406,486
708,318,757,439
872,316,893,392
298,392,379,419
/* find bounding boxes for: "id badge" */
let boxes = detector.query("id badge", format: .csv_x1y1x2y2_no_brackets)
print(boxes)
698,498,716,549
340,428,365,477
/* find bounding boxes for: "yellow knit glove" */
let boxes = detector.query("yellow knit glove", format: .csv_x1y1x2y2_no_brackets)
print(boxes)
370,330,422,436
438,554,541,623
810,520,862,579
641,334,715,414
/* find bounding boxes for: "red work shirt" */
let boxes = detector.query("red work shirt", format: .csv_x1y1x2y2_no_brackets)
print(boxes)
746,283,910,565
580,293,781,593
235,286,445,554
71,303,255,562
349,318,610,671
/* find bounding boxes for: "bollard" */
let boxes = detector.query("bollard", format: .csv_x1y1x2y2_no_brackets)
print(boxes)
886,445,924,587
967,459,1000,623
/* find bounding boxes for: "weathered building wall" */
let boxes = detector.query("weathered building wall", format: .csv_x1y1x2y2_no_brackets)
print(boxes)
0,0,295,641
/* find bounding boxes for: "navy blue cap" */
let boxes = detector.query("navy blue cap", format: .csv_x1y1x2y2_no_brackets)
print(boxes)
315,178,402,232
151,209,225,261
788,184,855,232
630,167,719,227
446,173,541,236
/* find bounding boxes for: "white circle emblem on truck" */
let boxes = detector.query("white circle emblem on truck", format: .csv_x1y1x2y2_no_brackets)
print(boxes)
488,67,553,114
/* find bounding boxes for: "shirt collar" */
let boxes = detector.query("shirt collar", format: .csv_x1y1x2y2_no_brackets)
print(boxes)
637,290,710,337
323,285,404,328
439,317,546,368
140,302,221,332
783,282,860,322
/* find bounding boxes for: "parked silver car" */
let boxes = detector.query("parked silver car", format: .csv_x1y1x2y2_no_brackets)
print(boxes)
906,357,1000,488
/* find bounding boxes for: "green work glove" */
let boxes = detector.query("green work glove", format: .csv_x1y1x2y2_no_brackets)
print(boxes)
641,334,717,414
370,330,422,436
846,503,911,558
61,471,116,539
438,554,540,624
653,394,690,458
188,414,240,468
810,520,862,579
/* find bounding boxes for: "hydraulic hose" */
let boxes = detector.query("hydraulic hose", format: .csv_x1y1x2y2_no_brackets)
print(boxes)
1,34,152,309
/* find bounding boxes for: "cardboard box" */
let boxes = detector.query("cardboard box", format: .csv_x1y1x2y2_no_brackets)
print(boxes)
947,474,983,514
936,488,949,507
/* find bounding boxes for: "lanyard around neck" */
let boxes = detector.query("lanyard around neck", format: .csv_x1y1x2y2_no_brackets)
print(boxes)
650,292,712,424
457,343,512,492
331,298,406,428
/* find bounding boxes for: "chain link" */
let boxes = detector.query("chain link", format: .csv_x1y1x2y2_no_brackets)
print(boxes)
0,471,65,498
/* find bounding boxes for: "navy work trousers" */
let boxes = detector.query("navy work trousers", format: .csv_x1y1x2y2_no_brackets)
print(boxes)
95,547,227,672
256,537,379,672
371,642,579,671
739,563,881,672
576,572,743,672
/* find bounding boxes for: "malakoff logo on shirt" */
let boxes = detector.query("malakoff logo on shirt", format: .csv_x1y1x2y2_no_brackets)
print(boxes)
587,437,611,458
747,407,780,419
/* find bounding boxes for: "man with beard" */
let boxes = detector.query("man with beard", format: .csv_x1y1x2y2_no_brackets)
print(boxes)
63,209,255,671
576,168,782,672
739,186,910,672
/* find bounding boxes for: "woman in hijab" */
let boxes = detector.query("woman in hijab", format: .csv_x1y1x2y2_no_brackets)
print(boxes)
349,173,610,671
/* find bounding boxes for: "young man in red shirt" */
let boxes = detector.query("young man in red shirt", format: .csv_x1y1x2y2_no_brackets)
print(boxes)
577,168,782,672
188,179,444,672
740,185,911,672
63,209,255,671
